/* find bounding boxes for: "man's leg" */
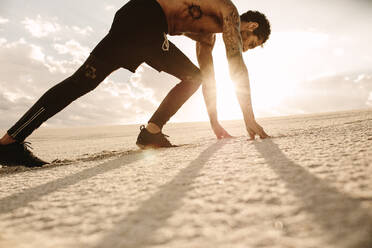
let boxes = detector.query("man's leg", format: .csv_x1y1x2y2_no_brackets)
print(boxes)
6,55,117,142
0,55,118,166
136,41,202,148
146,41,202,130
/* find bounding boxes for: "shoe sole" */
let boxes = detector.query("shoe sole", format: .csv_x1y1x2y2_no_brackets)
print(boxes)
136,143,157,150
0,162,47,167
136,143,178,149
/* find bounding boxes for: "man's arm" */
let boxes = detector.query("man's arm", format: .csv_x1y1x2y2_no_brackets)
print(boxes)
196,35,217,124
194,35,232,139
221,4,269,139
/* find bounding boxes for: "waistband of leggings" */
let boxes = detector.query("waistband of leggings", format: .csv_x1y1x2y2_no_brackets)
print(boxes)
152,0,169,34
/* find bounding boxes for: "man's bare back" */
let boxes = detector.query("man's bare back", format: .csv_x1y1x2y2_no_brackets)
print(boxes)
156,0,235,37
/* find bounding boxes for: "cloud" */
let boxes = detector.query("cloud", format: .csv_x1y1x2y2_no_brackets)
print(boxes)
130,64,180,102
53,39,90,63
0,17,9,24
20,14,93,40
105,4,116,11
22,15,61,38
10,39,91,74
70,26,93,36
0,39,64,112
354,74,366,83
29,44,46,62
367,92,372,107
276,71,372,114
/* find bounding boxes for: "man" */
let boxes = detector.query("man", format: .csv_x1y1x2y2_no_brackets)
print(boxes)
0,0,271,167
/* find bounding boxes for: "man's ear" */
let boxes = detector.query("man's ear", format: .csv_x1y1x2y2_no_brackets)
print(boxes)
241,22,259,32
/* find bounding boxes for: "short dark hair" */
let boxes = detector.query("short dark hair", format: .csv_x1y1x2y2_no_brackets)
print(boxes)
240,11,271,44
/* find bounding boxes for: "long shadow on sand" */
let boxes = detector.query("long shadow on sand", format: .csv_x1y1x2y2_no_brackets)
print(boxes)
0,151,144,214
94,141,226,248
254,139,372,248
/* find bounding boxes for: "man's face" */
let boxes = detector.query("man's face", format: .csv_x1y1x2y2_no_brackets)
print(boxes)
240,21,263,52
241,31,262,52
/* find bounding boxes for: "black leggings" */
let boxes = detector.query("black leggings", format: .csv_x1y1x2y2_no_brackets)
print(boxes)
7,56,117,141
7,0,202,142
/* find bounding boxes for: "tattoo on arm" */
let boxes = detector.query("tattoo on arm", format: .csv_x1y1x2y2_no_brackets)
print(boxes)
222,7,242,59
222,6,248,80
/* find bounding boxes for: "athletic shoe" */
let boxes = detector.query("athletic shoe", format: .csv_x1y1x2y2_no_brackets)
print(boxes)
136,125,176,148
0,142,49,167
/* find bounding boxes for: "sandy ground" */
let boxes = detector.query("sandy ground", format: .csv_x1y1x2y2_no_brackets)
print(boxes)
0,109,372,248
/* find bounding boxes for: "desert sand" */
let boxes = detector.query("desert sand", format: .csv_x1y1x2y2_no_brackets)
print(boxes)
0,109,372,248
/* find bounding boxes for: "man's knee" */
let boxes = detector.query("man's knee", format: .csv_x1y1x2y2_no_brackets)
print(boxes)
182,70,203,91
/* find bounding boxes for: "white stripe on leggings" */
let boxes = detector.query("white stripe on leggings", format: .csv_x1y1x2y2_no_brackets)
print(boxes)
11,107,45,138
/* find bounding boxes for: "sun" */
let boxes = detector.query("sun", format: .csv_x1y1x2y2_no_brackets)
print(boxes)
212,38,294,119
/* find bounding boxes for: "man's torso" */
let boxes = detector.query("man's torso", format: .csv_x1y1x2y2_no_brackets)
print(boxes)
156,0,235,45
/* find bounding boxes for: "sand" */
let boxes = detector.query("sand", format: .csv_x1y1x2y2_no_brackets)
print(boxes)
0,109,372,248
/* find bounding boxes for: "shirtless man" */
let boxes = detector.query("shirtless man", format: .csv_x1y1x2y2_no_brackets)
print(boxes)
0,0,271,167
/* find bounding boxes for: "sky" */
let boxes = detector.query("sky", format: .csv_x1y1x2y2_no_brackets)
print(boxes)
0,0,371,128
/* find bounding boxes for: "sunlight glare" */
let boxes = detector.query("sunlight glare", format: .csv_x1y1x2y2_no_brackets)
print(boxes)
212,36,294,119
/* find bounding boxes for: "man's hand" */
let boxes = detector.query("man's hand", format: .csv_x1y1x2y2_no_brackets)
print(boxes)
211,122,233,139
246,120,270,140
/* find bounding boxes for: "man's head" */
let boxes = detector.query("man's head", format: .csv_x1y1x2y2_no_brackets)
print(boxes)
240,11,271,51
